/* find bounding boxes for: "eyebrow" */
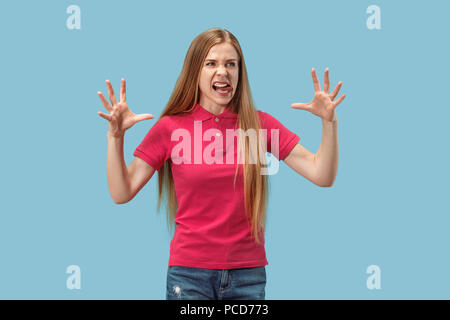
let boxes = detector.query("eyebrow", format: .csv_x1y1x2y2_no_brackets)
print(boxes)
205,58,238,62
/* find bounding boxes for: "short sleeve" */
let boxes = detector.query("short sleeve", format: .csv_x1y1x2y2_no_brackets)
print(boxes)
258,110,301,161
133,116,172,171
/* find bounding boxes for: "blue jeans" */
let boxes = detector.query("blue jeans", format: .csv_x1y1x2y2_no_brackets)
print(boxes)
166,265,266,300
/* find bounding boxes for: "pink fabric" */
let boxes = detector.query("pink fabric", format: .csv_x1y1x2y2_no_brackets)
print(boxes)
133,103,300,269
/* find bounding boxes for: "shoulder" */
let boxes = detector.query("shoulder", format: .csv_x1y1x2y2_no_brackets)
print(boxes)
256,109,281,128
256,109,269,123
256,109,278,120
151,114,180,132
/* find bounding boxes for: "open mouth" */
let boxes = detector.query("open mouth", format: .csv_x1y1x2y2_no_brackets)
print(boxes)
212,84,232,95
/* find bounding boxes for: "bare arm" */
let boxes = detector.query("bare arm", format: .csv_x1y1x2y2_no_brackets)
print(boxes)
283,143,319,186
284,117,338,187
107,133,156,204
287,68,344,187
98,78,155,203
106,133,129,203
126,155,156,203
314,117,338,187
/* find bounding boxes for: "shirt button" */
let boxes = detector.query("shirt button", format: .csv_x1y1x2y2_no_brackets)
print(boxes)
215,117,219,122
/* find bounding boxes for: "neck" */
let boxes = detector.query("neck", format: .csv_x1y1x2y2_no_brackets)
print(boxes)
201,104,227,116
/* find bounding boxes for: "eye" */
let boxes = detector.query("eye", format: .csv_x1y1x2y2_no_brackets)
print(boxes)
205,62,237,67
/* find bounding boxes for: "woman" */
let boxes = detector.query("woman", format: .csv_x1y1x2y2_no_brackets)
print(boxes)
97,28,346,300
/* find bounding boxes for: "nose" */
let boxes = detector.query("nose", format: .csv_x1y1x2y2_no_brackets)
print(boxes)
216,64,228,75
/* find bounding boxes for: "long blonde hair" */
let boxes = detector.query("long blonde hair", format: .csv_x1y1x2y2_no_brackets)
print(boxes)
155,28,269,245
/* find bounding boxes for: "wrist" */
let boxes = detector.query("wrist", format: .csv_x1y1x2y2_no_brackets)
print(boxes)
107,130,125,139
322,113,338,123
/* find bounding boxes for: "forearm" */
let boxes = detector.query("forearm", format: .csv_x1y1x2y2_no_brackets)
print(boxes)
107,132,131,204
314,115,339,187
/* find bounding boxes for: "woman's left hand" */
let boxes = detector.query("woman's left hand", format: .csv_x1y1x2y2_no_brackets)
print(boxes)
291,68,346,122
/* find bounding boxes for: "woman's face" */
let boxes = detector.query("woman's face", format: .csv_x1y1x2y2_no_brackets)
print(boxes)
198,42,239,110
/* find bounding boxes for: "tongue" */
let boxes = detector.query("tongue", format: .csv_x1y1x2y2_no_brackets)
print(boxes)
214,85,231,91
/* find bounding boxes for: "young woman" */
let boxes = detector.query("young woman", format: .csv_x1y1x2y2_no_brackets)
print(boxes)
97,28,346,300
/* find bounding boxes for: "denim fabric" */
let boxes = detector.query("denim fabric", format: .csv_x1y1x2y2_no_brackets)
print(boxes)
166,265,266,300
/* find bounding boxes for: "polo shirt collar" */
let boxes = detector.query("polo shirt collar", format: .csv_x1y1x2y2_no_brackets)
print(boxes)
192,103,238,121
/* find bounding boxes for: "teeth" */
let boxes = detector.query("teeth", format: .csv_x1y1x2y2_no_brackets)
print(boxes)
214,83,228,87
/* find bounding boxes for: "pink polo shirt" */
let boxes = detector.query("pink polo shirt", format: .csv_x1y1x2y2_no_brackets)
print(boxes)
133,103,300,269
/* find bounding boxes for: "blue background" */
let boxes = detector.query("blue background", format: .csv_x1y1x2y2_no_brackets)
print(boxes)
0,0,449,299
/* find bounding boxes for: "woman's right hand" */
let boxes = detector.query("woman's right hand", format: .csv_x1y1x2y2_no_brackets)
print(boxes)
97,78,154,137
